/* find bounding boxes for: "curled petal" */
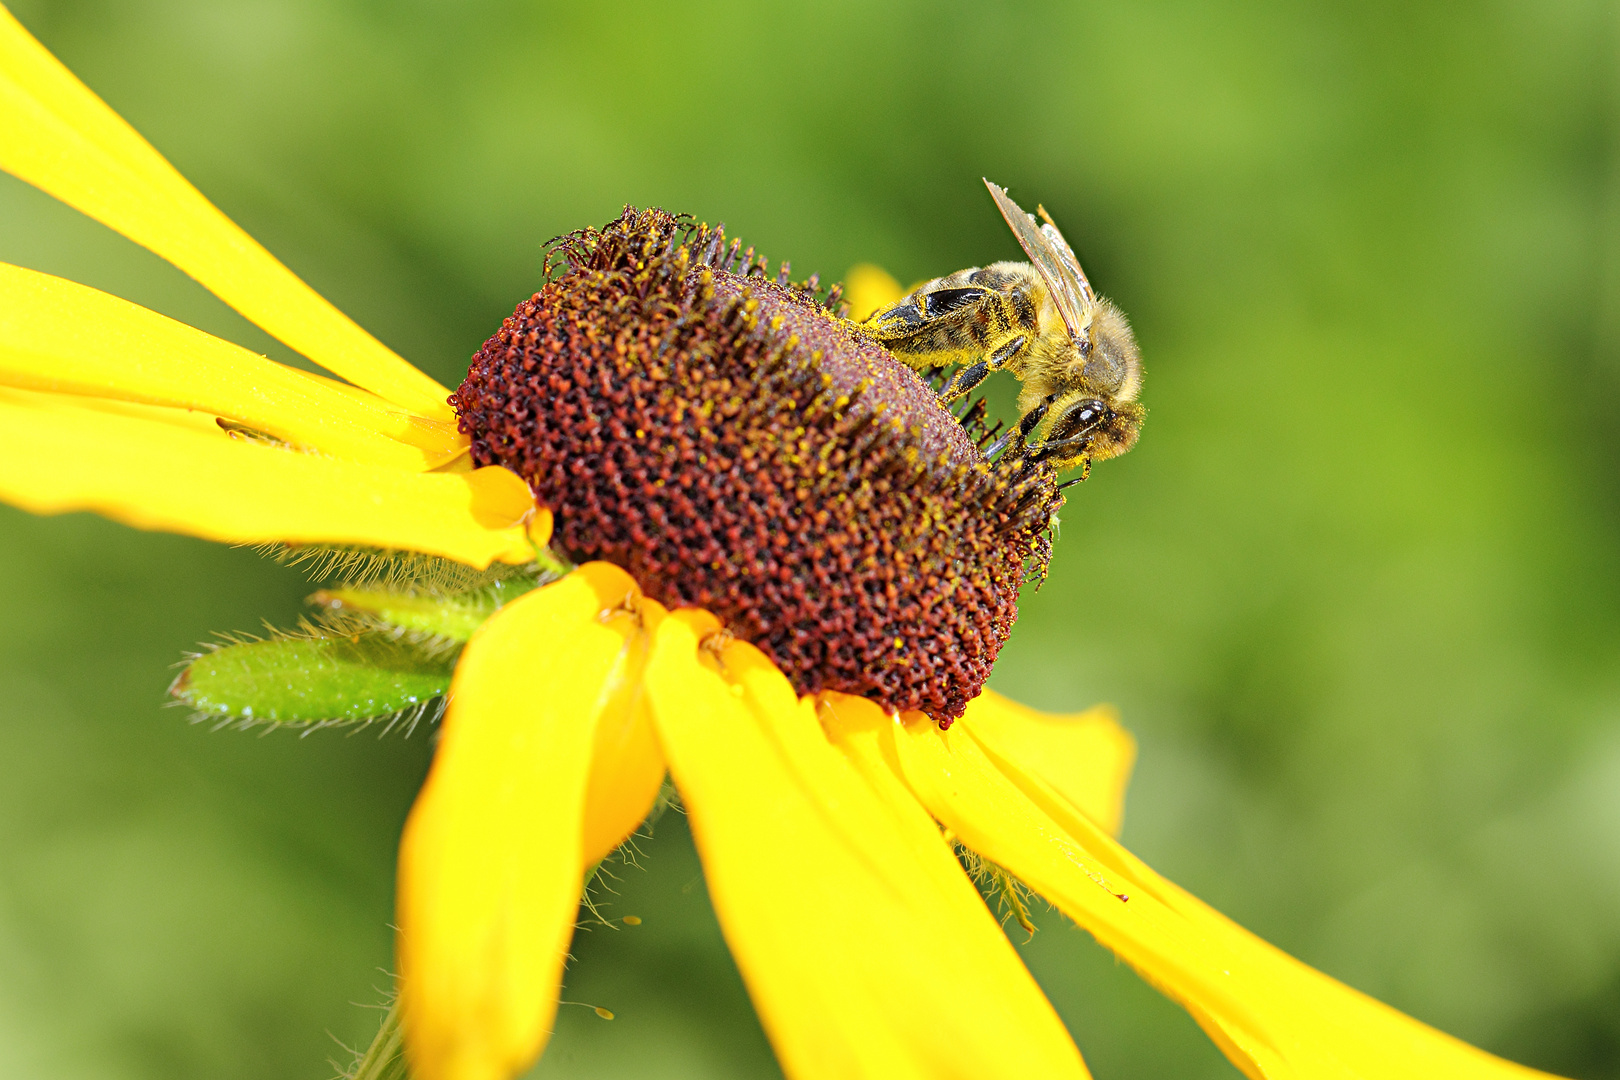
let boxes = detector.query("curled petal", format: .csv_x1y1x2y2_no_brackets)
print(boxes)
890,716,1560,1080
960,689,1135,835
644,612,1090,1080
397,565,647,1080
0,386,532,567
0,262,463,468
0,8,453,418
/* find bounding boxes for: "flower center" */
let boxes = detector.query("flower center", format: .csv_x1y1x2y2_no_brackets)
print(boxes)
451,209,1061,721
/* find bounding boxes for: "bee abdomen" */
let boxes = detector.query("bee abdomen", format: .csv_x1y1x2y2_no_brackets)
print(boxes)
922,286,987,317
869,298,925,332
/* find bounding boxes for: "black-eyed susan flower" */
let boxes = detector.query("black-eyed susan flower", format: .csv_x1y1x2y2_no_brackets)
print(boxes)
0,9,1564,1080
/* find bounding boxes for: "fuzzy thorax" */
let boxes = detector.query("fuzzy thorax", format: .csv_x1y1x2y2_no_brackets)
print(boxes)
450,208,1062,721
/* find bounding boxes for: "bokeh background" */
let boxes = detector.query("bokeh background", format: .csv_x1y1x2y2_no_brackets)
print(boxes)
2,0,1618,1076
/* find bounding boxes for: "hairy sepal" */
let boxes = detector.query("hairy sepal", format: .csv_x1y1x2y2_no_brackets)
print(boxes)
172,631,455,730
313,577,541,643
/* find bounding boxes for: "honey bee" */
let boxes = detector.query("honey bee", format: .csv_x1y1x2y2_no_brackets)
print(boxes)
860,179,1144,480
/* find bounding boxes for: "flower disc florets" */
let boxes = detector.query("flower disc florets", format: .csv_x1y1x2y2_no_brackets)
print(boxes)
451,208,1062,720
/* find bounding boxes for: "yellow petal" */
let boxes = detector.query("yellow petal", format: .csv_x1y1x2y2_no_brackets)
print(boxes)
0,386,532,566
891,716,1561,1080
0,262,463,468
842,263,905,322
578,565,667,867
0,8,453,419
286,365,464,448
398,565,647,1080
644,611,1090,1080
961,689,1135,836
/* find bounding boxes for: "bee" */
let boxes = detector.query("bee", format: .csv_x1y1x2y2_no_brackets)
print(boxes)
860,179,1144,480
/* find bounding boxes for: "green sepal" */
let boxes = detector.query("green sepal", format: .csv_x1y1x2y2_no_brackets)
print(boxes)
312,576,539,642
172,632,456,727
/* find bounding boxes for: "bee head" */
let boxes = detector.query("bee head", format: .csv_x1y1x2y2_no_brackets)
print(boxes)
1029,391,1145,472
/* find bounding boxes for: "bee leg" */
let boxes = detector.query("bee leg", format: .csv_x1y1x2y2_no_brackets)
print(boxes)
1018,397,1054,439
988,335,1027,370
1029,432,1094,463
956,397,989,427
1057,462,1092,491
983,396,1054,460
939,359,991,401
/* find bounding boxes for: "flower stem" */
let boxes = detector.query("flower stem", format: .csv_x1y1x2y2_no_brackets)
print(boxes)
342,997,409,1080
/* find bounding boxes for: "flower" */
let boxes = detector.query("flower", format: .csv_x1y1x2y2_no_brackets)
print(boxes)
0,9,1561,1080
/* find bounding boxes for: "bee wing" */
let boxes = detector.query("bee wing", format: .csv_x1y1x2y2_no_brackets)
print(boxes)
983,179,1094,338
1033,204,1096,306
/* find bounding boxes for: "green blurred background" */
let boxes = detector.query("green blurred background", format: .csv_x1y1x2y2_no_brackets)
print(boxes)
2,0,1618,1076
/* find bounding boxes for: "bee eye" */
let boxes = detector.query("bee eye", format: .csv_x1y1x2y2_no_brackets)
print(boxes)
1050,399,1107,442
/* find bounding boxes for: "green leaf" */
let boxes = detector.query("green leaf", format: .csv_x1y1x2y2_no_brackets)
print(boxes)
172,633,456,726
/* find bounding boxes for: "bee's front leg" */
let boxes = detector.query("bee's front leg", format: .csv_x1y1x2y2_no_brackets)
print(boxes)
1057,460,1093,490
